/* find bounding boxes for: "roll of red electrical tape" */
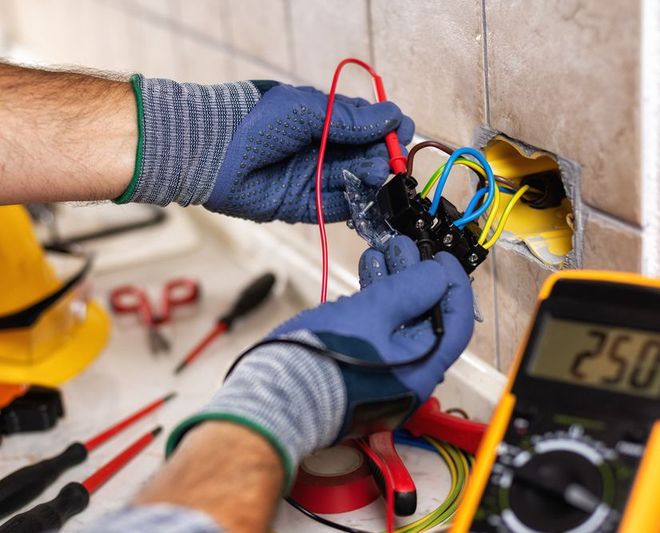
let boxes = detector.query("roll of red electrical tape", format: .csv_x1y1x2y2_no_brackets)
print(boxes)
290,444,380,514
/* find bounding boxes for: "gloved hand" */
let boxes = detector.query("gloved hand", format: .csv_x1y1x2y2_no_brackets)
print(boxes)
116,77,414,223
166,236,474,490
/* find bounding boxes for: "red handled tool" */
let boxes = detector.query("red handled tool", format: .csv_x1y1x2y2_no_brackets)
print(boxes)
357,399,487,530
366,431,417,517
404,397,486,455
0,426,162,533
0,392,175,518
174,273,276,374
110,278,200,355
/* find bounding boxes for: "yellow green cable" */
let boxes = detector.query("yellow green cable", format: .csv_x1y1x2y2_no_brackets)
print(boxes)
482,185,530,249
477,184,500,244
420,158,488,199
392,439,471,533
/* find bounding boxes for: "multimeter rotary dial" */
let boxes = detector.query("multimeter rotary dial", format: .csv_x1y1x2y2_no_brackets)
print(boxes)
491,430,619,532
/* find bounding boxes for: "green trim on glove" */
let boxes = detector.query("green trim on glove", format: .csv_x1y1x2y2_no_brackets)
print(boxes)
114,74,145,204
165,412,296,493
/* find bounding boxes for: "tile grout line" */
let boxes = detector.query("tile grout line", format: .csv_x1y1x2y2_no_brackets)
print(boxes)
118,0,304,85
282,0,298,75
480,0,491,127
582,202,644,233
641,0,660,276
365,0,376,66
491,248,502,371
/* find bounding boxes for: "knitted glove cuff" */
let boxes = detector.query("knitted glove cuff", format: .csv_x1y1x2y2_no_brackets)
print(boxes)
166,331,346,492
115,75,261,207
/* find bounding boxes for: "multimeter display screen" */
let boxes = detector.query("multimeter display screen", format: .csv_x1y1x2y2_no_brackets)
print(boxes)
528,317,660,398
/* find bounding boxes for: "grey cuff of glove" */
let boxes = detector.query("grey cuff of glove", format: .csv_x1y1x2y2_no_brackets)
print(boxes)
166,330,346,491
115,75,261,207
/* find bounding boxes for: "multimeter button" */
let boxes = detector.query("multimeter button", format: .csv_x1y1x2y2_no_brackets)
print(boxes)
622,428,648,444
512,417,530,436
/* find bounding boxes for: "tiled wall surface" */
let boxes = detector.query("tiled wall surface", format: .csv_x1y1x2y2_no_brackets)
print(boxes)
0,0,653,373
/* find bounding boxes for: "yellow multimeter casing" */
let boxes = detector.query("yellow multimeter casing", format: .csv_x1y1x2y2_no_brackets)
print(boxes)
451,270,660,533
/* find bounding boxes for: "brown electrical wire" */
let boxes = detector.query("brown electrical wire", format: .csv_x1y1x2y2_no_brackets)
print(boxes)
406,140,456,176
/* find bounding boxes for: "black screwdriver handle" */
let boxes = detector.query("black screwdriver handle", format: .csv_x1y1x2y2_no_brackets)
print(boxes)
221,273,276,327
0,443,87,518
0,482,89,533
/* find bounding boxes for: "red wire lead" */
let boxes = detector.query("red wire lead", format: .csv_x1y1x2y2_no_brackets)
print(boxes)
315,58,405,302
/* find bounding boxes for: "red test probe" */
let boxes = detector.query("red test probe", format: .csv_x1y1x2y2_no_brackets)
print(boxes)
0,392,175,518
315,58,406,303
0,426,162,533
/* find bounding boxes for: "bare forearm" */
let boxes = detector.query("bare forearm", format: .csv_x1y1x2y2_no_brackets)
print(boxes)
135,422,284,533
0,62,136,203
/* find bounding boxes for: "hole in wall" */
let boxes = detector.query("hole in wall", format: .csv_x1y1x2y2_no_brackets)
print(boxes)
482,135,576,268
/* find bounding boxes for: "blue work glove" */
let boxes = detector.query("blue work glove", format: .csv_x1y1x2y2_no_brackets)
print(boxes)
166,236,474,490
273,235,475,431
205,84,414,222
117,76,414,224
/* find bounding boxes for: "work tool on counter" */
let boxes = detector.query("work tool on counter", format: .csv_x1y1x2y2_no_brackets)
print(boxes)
0,392,175,518
0,426,162,533
451,271,660,533
174,272,276,374
0,386,64,436
110,278,200,355
289,398,486,526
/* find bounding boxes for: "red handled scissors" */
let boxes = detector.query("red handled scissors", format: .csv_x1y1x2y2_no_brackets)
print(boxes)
109,278,200,355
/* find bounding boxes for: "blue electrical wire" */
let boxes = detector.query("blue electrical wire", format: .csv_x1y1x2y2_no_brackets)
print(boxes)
393,430,438,453
428,147,496,228
456,187,488,229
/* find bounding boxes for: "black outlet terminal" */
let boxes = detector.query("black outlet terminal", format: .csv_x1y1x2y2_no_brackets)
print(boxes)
376,174,488,273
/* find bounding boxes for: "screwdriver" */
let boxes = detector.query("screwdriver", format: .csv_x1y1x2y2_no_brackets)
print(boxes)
174,272,276,374
0,426,162,533
0,392,175,518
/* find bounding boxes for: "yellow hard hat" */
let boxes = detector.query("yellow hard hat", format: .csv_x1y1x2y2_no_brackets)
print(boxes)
0,205,110,386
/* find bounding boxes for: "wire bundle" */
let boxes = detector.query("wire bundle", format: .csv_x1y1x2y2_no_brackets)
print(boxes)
412,145,530,250
286,435,471,533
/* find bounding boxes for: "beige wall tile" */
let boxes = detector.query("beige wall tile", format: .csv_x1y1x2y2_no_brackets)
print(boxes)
468,258,497,367
133,18,182,79
582,211,642,272
493,247,553,372
231,57,294,84
371,0,485,145
288,0,373,96
177,36,233,84
486,0,641,224
174,0,229,40
226,0,290,72
131,0,177,19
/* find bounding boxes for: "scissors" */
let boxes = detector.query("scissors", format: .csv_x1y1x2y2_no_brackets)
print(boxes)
109,278,200,355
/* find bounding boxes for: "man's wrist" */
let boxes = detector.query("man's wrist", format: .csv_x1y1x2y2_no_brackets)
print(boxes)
113,75,261,207
166,331,347,492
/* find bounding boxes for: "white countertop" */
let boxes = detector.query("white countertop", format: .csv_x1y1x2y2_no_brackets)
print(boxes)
0,204,461,532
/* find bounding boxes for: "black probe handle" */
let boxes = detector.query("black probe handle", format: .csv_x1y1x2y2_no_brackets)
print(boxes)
221,273,276,327
417,241,444,336
0,443,87,519
0,482,89,533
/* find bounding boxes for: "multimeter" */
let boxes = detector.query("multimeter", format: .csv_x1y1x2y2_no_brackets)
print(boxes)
451,270,660,533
